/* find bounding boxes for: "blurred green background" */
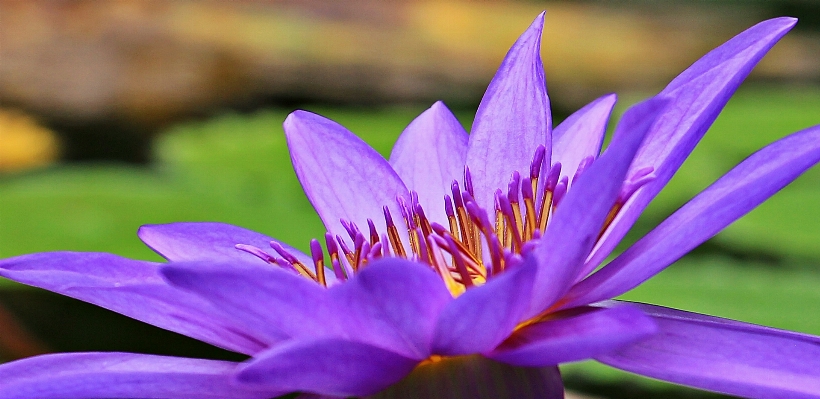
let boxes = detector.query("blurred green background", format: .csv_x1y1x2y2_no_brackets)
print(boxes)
1,1,819,398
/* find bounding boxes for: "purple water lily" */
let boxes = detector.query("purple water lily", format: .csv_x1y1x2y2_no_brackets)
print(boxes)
1,12,820,399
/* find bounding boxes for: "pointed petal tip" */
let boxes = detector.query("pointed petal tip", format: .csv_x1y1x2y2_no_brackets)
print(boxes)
427,100,450,116
582,92,617,111
135,223,165,244
732,17,797,42
136,223,150,235
767,16,798,30
282,111,300,132
527,12,546,38
284,109,303,121
136,222,158,237
745,16,797,40
136,224,167,260
283,109,322,131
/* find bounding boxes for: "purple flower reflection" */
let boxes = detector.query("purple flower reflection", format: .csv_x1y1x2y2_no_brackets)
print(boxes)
2,12,820,399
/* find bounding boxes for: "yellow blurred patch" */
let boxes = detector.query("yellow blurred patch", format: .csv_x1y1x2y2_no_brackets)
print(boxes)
0,109,60,172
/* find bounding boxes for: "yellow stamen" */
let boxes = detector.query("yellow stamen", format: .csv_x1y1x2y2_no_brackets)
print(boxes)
455,205,472,253
511,201,524,245
339,245,356,271
538,190,553,233
523,196,537,241
409,228,421,259
428,237,465,296
530,177,539,201
437,236,485,279
292,261,317,280
315,258,326,286
495,209,506,249
504,211,523,253
471,219,482,261
598,202,623,240
447,214,459,238
351,248,361,272
440,233,482,272
387,224,406,257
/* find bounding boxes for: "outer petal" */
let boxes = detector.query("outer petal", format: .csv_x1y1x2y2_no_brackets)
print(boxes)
466,12,550,213
284,110,409,241
564,124,820,308
368,355,564,399
488,304,656,367
552,93,617,185
163,258,452,360
0,252,266,355
328,258,453,359
236,338,418,397
389,101,468,225
138,222,311,266
587,17,798,268
598,302,820,399
525,98,668,318
432,258,536,356
161,260,332,345
0,352,273,399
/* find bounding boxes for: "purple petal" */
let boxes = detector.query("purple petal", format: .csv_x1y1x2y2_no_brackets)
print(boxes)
526,97,669,318
586,17,798,268
0,352,274,399
488,304,656,367
432,258,536,356
466,12,550,213
552,93,617,184
236,338,418,397
598,302,820,399
328,258,453,359
564,124,820,308
138,222,311,265
161,260,332,345
367,355,563,399
163,258,453,360
389,101,468,225
284,110,409,242
0,252,266,355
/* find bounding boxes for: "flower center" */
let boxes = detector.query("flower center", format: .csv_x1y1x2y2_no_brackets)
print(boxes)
235,145,654,296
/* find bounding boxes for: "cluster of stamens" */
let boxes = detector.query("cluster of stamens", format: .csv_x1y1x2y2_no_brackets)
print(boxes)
236,145,654,296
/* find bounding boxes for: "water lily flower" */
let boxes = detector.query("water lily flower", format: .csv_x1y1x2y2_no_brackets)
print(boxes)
1,12,820,399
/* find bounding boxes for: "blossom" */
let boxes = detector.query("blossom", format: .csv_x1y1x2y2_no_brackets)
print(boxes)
1,12,820,399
